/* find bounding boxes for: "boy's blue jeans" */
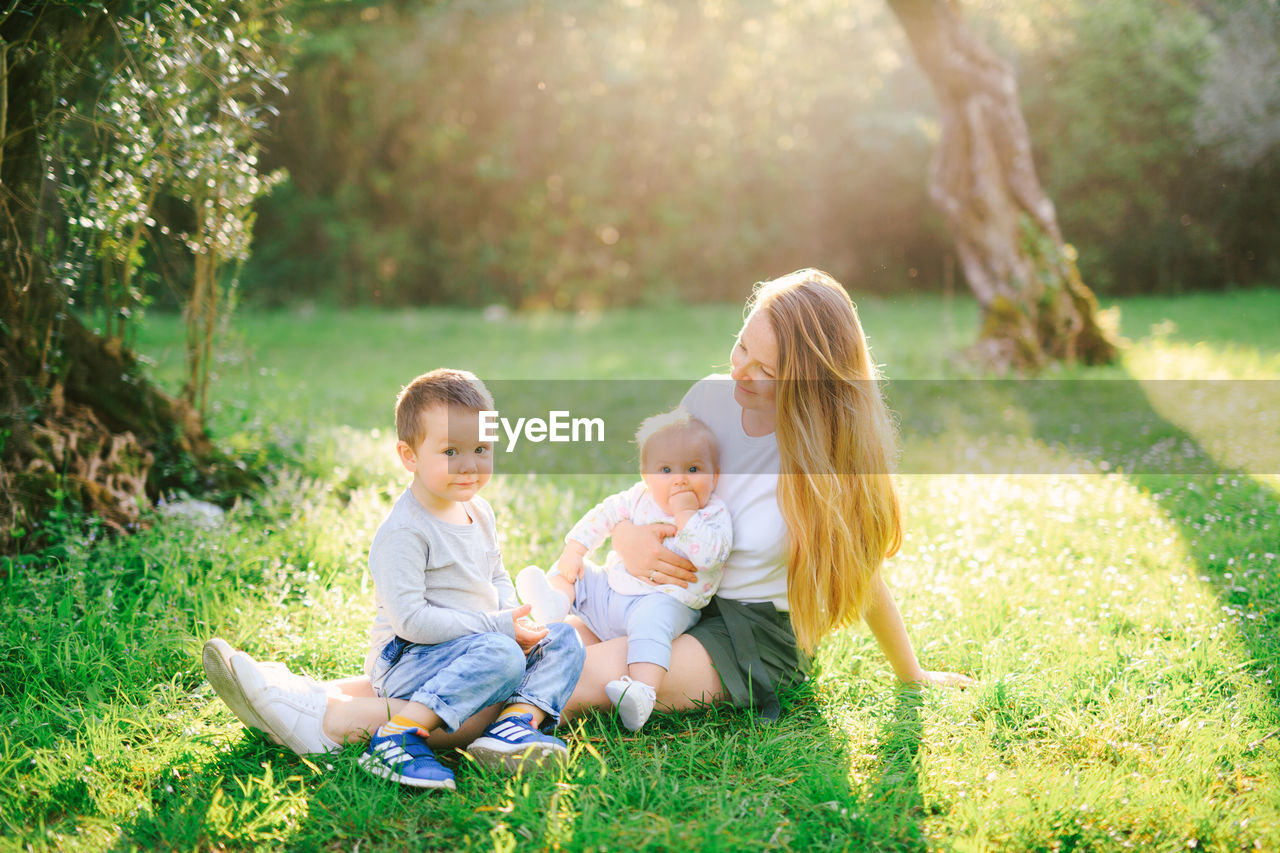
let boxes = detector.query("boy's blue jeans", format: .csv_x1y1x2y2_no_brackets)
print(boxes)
369,622,584,732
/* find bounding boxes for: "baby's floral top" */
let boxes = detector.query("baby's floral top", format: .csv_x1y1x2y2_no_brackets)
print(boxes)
565,481,733,609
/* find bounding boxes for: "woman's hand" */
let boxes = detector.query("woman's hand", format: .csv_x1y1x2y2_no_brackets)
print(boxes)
611,520,698,588
912,670,975,690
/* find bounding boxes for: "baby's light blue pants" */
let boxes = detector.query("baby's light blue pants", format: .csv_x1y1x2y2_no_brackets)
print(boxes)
565,566,701,670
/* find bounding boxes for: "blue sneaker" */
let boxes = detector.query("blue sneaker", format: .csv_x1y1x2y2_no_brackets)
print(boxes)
465,713,569,772
358,728,456,790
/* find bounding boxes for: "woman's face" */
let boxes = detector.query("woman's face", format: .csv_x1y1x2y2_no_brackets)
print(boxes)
730,310,778,412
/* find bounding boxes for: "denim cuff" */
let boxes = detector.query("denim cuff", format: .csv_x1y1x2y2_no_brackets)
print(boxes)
409,689,465,732
507,690,562,729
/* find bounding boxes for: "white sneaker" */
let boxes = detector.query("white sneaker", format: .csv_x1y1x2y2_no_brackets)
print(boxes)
203,639,281,743
515,566,570,623
232,653,339,755
605,677,657,732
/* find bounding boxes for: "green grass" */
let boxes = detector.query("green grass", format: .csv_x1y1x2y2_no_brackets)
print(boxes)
4,289,1279,851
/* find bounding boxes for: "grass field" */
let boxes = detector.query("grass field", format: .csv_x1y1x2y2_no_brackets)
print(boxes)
3,289,1279,851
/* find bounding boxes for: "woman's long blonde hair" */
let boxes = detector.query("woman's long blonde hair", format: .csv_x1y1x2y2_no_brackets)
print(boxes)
750,269,902,652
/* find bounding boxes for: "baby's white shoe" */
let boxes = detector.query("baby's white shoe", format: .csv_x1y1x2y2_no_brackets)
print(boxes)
515,565,570,623
605,676,657,732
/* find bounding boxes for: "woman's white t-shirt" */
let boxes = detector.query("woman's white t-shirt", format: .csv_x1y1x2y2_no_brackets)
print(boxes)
681,375,789,610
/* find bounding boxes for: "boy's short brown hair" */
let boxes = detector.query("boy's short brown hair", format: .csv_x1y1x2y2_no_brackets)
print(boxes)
395,368,494,448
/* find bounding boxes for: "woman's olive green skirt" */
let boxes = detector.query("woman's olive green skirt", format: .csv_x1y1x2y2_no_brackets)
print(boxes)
687,596,810,722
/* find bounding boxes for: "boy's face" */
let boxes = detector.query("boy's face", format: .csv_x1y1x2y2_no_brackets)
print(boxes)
640,428,718,515
398,404,494,513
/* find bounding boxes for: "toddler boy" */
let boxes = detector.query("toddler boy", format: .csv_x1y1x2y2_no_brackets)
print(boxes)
359,368,584,789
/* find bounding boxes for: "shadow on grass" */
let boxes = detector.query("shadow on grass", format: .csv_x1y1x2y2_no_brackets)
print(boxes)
1018,376,1280,709
113,732,311,851
857,686,928,851
515,681,926,851
771,682,928,852
116,725,524,852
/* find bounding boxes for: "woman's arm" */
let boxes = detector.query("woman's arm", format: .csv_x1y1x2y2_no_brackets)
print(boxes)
610,520,699,587
862,573,975,688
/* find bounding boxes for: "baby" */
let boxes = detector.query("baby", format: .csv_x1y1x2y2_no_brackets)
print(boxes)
517,407,732,731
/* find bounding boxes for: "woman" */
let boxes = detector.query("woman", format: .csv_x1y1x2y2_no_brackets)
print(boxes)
563,268,971,722
204,269,969,754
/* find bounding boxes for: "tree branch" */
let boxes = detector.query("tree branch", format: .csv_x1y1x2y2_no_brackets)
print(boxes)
0,39,8,182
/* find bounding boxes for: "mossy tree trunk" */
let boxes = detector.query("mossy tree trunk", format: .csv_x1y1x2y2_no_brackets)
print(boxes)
0,284,250,548
0,4,254,554
885,0,1119,370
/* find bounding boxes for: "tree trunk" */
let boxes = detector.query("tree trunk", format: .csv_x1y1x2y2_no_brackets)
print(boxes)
0,3,255,554
1,283,255,552
885,0,1119,370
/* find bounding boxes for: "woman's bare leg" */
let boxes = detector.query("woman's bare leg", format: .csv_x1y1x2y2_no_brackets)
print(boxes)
320,692,504,749
659,634,725,709
563,637,626,714
324,675,376,698
564,634,724,718
566,614,600,646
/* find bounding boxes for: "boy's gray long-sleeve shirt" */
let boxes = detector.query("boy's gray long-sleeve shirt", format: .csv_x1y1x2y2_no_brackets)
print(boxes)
364,489,519,675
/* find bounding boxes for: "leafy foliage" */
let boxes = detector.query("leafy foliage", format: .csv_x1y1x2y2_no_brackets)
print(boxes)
245,0,1280,307
0,0,288,551
249,0,944,307
1018,1,1220,294
1194,0,1280,170
47,0,288,408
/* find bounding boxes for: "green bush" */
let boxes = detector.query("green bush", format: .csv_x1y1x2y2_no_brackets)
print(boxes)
248,0,944,306
1016,0,1280,294
244,0,1280,306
